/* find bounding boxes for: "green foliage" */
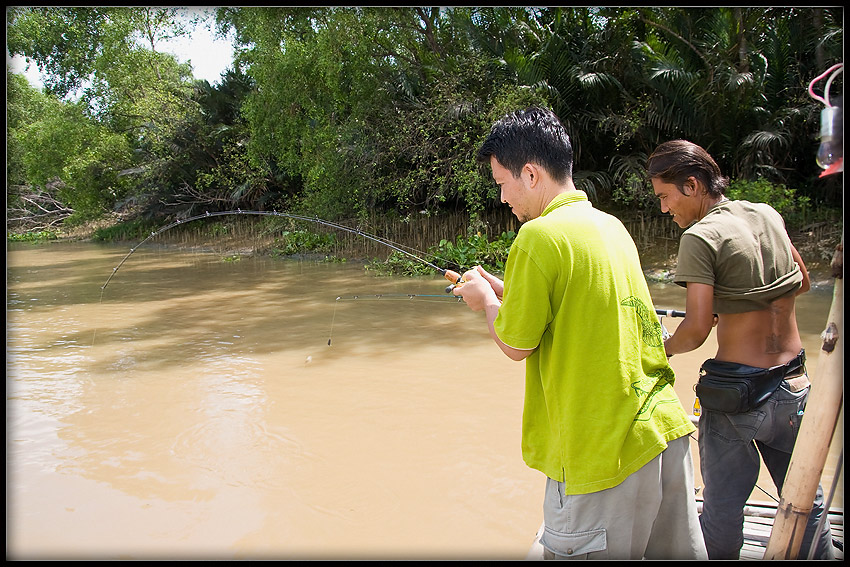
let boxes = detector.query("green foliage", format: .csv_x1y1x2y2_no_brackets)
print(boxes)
367,230,516,276
7,230,60,243
6,7,112,97
610,173,658,211
269,230,339,256
366,251,437,277
435,231,515,273
6,72,39,187
726,178,813,228
7,75,135,221
91,218,161,241
7,6,206,221
7,6,843,235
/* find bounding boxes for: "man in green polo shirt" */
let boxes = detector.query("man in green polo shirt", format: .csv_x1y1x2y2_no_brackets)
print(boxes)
453,107,705,559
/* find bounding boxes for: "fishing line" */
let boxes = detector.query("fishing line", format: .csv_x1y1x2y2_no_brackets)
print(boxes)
327,304,683,347
335,293,464,302
326,293,463,346
328,298,339,346
100,210,465,291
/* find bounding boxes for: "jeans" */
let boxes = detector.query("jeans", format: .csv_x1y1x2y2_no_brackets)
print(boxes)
697,380,834,559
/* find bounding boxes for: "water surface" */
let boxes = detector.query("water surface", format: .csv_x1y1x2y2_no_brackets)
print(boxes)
6,242,842,559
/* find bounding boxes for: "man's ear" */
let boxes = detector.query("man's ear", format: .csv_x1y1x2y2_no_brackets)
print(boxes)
524,163,541,188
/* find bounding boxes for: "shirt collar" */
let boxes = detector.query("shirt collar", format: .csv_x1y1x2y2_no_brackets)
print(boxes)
705,197,731,215
541,190,589,216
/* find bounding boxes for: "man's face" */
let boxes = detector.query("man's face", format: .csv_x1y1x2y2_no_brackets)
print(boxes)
491,156,533,222
651,177,699,229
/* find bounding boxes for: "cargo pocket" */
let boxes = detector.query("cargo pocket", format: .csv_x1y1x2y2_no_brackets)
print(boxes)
540,526,607,559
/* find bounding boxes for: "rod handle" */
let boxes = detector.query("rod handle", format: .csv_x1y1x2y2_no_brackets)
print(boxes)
444,269,465,293
444,270,463,284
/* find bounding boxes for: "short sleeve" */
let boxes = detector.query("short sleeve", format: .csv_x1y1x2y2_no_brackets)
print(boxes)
493,239,554,350
673,233,716,288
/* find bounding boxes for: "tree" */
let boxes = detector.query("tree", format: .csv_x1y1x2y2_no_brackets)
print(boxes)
622,7,842,206
7,6,842,232
7,7,208,215
6,69,133,224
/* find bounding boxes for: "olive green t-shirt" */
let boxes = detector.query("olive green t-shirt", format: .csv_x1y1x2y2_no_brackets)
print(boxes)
494,191,694,495
674,199,803,313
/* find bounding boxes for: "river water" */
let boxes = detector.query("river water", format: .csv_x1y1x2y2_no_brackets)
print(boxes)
6,241,843,560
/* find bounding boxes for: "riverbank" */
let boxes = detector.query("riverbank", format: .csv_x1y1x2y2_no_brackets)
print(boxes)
21,211,843,289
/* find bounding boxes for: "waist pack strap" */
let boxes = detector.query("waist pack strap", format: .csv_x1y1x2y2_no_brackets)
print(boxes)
700,349,805,382
696,350,806,414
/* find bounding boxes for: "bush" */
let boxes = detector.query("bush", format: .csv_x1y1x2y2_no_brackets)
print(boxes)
726,178,812,229
7,230,59,242
434,231,515,274
367,230,516,276
91,218,161,242
269,229,338,256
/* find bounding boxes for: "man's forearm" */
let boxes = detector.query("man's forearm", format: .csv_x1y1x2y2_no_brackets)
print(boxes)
484,301,533,361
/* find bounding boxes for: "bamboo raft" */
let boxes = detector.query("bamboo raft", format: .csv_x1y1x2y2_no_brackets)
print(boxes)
706,499,844,561
525,501,844,560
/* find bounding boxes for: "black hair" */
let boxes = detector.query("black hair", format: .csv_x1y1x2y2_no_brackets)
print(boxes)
477,107,573,183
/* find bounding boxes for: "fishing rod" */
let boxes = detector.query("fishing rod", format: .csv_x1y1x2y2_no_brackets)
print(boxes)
332,297,684,310
655,308,685,344
326,300,682,346
334,298,683,311
655,308,686,318
100,209,465,291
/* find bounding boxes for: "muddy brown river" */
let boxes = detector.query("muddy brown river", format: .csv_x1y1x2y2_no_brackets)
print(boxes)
6,241,843,559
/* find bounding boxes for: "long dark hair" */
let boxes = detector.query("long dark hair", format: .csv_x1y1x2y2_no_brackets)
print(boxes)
647,140,728,197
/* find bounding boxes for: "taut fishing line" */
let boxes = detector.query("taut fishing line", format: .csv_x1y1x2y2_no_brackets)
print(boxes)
335,293,465,302
326,293,464,346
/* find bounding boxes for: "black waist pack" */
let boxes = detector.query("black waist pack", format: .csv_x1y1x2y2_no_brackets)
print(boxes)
696,350,806,414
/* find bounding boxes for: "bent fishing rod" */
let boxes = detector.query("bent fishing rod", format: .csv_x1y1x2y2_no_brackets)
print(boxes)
100,209,465,291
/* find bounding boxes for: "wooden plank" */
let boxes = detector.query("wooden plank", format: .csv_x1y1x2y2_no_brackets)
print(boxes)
525,504,844,560
740,505,845,560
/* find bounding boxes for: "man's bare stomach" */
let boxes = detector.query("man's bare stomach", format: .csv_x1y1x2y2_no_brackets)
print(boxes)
714,295,804,369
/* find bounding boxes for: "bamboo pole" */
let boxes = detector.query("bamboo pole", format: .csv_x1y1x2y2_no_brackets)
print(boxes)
763,241,844,560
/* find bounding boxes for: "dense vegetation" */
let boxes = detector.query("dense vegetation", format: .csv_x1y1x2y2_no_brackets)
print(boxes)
7,7,843,259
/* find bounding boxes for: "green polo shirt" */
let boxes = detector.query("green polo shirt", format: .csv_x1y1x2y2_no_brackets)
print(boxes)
494,190,694,494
